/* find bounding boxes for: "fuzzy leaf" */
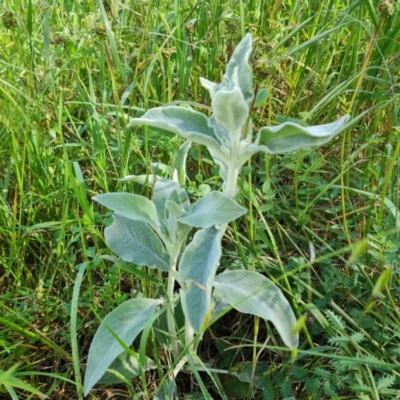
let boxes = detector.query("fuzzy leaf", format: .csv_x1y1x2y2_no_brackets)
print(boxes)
84,298,159,395
200,34,253,105
178,191,247,228
172,140,192,185
94,193,159,229
165,199,192,245
98,352,155,384
179,227,224,332
224,33,254,103
208,114,230,142
153,179,189,221
255,115,350,154
213,270,299,348
199,77,220,99
128,106,221,149
212,89,249,140
105,214,171,271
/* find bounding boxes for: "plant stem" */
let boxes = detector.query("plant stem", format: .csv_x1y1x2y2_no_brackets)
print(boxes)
185,318,195,349
167,264,179,358
224,164,241,198
224,138,242,198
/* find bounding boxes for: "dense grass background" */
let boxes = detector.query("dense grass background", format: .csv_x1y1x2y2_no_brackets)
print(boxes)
1,0,400,398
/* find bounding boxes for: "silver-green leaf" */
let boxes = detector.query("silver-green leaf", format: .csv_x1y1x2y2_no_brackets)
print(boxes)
255,115,350,154
224,33,253,103
153,179,188,221
84,298,159,395
128,106,221,150
178,191,247,228
105,214,171,271
98,352,155,385
172,140,192,185
94,193,159,229
212,89,249,140
213,270,299,349
179,227,224,332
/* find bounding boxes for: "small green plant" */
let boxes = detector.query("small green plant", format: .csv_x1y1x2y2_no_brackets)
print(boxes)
83,34,349,396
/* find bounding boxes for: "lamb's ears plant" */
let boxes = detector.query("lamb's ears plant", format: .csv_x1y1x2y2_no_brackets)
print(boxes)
127,32,348,332
84,180,247,394
84,33,350,395
128,33,350,197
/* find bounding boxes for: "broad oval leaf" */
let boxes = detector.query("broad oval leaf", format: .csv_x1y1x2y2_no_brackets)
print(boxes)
128,106,221,150
94,193,159,229
179,227,224,332
178,191,247,228
255,115,350,154
212,89,249,141
105,214,171,271
84,298,159,395
213,270,299,349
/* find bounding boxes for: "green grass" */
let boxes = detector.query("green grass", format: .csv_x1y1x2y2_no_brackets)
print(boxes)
1,0,400,399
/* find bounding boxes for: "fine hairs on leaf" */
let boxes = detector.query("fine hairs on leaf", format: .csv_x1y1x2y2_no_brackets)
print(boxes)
85,33,350,395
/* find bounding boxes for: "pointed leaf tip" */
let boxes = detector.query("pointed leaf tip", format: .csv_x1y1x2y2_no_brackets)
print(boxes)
214,270,299,348
178,192,247,228
84,298,159,395
179,227,224,332
94,192,159,229
128,106,221,150
256,115,350,154
225,33,254,103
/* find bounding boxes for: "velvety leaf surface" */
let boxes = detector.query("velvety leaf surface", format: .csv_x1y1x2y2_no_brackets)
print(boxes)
214,270,299,348
212,89,249,139
224,33,254,103
128,106,221,149
152,179,181,220
178,191,247,228
94,193,159,228
98,352,155,384
105,214,170,270
84,298,159,395
172,140,192,185
165,200,192,245
208,114,230,142
179,227,224,332
256,115,350,154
